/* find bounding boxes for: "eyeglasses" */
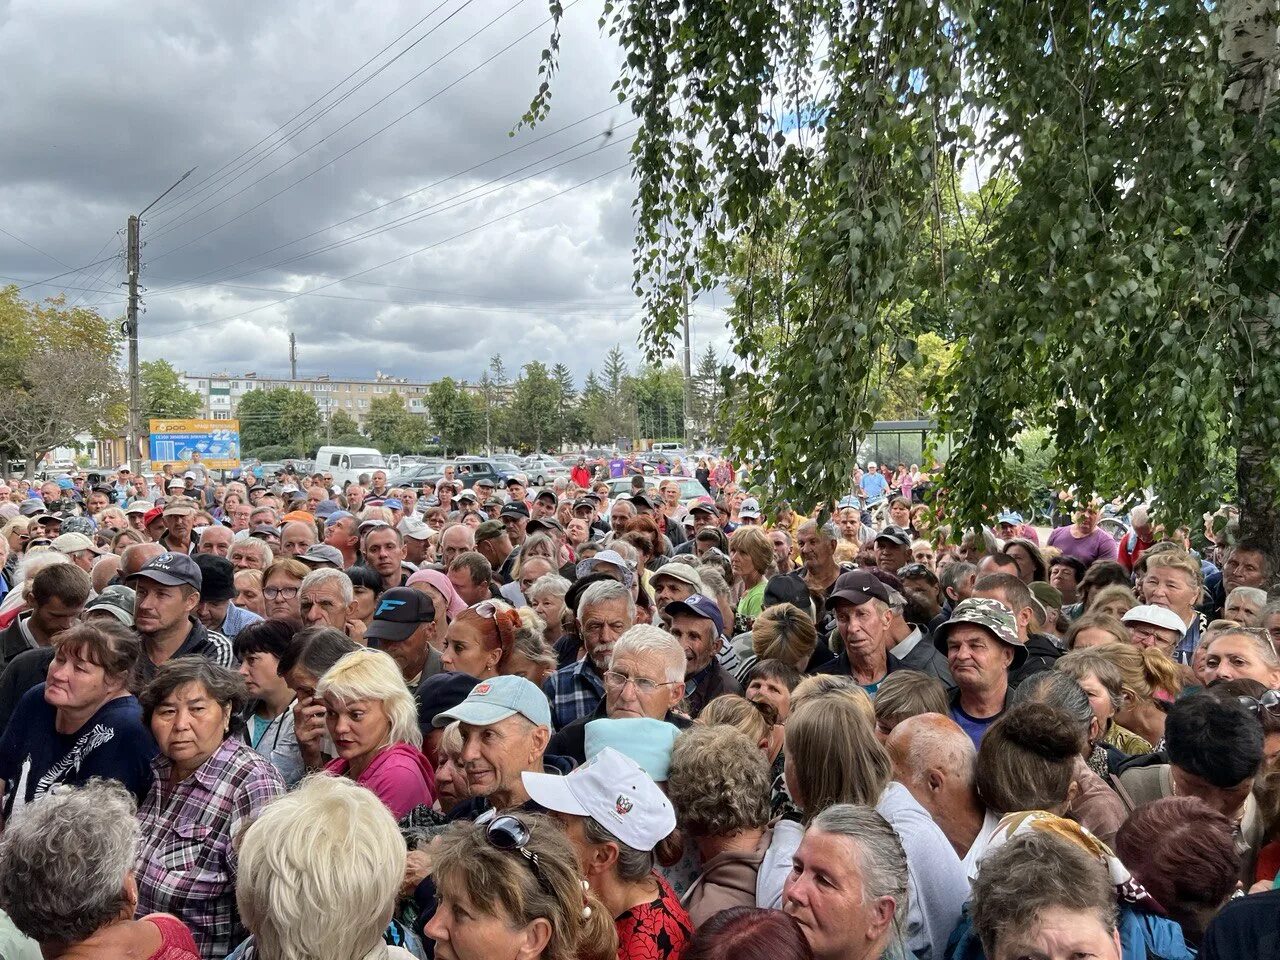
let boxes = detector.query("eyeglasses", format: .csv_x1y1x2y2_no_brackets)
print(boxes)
603,669,679,696
485,816,555,897
1238,690,1280,715
263,586,300,601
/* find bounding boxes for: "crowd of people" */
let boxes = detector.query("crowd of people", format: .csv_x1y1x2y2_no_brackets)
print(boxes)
0,456,1276,960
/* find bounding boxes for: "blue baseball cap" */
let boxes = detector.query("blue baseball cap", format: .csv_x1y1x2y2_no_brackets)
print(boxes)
584,718,682,781
383,498,404,511
837,495,861,510
56,476,74,490
664,593,725,637
314,499,340,519
323,509,355,527
996,512,1024,526
433,674,552,729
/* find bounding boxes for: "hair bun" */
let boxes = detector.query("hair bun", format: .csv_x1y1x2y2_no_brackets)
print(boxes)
1002,702,1080,761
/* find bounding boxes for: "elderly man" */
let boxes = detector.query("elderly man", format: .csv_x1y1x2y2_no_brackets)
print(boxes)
362,524,407,589
1117,503,1158,572
126,553,234,682
364,586,443,693
473,520,514,581
439,523,475,569
543,580,635,729
546,624,692,763
792,519,842,615
228,537,273,572
650,562,704,611
971,571,1061,683
193,554,262,639
884,587,954,687
873,526,913,574
298,568,365,643
433,674,562,822
51,531,101,574
399,517,434,566
886,713,994,870
667,593,742,717
197,524,234,558
813,570,904,694
159,496,199,554
500,501,529,549
279,520,318,559
933,597,1027,746
322,511,359,567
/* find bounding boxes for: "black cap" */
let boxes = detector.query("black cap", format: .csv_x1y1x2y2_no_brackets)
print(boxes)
128,552,203,591
365,587,436,644
500,501,530,519
573,497,597,513
630,492,657,509
505,476,527,488
874,526,912,548
527,516,565,535
534,489,557,504
193,554,237,602
415,671,479,733
828,569,890,607
764,573,813,611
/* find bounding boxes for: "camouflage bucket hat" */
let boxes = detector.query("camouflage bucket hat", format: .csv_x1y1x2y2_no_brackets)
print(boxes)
933,597,1028,670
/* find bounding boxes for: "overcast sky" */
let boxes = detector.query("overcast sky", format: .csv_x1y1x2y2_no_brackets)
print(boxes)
0,0,730,385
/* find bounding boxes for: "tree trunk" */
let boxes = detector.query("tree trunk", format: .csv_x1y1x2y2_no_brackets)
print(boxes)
1223,0,1280,563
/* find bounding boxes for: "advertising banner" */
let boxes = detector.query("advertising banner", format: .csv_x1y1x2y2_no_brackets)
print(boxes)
148,419,240,471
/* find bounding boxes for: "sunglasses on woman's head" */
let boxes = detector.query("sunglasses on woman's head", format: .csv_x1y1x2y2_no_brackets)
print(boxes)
1237,690,1280,715
485,815,556,897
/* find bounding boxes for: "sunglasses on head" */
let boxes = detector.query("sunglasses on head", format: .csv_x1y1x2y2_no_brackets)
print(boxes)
1238,690,1280,715
485,816,556,898
899,563,932,579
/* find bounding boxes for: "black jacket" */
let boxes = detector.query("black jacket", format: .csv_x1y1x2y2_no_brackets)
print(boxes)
546,700,693,764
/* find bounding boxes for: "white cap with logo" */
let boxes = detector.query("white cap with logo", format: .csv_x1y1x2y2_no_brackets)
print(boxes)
521,747,675,852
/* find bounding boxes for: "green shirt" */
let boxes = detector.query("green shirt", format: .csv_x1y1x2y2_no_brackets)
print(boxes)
737,579,767,623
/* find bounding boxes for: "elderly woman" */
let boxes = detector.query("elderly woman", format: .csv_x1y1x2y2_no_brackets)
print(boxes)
750,603,835,674
229,774,420,960
729,526,776,632
262,557,308,621
0,780,200,960
1140,550,1205,662
668,725,804,925
1056,647,1154,757
524,747,691,960
1201,626,1280,687
440,599,520,679
135,657,286,958
434,719,471,815
427,813,617,960
527,573,571,644
233,569,266,617
234,618,303,786
783,692,967,960
318,647,435,818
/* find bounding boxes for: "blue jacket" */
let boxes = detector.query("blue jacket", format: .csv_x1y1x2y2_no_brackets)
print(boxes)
946,902,1194,960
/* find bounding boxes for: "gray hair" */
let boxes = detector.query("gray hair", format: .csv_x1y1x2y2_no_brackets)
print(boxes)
300,567,354,605
810,804,910,913
526,573,571,602
232,537,275,567
696,566,733,603
583,815,657,882
1207,626,1280,667
0,780,139,943
798,518,839,541
611,500,636,519
139,657,247,729
1130,503,1150,527
15,548,71,586
1013,671,1095,741
578,579,636,623
1228,585,1268,613
610,624,686,684
940,560,977,597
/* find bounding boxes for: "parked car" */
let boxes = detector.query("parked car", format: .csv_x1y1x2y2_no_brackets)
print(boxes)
522,454,569,486
391,461,448,489
417,457,515,492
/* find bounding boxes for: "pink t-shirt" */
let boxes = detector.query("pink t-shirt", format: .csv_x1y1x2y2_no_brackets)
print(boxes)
325,742,436,819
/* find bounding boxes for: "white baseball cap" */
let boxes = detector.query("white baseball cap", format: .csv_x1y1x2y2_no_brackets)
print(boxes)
1122,604,1186,635
521,747,675,852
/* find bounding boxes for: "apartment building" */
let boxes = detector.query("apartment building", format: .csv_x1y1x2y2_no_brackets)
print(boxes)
182,371,447,425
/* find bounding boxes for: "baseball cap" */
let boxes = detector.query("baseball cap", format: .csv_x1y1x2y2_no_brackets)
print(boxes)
281,510,314,525
61,516,97,537
650,563,704,592
18,500,44,517
475,519,507,543
828,570,891,607
584,718,682,781
128,552,203,591
125,500,154,515
522,747,676,852
500,501,530,519
535,489,557,504
837,495,861,511
474,477,496,489
763,574,813,612
84,584,136,626
933,597,1027,668
576,549,634,587
996,512,1024,526
527,516,565,536
249,524,280,540
630,492,656,510
1122,604,1186,635
873,526,912,547
193,554,237,602
383,498,404,511
457,489,479,503
143,507,165,528
415,671,479,731
573,497,597,513
51,532,103,556
163,496,199,517
665,594,725,637
688,498,717,517
1030,582,1064,610
504,475,527,488
398,517,436,541
433,674,551,729
739,497,762,519
357,519,390,536
297,543,345,567
323,509,354,527
365,587,436,644
314,499,340,519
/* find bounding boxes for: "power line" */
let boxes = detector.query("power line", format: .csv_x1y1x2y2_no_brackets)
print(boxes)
15,255,122,292
0,227,120,300
144,0,529,251
140,157,632,340
135,98,632,300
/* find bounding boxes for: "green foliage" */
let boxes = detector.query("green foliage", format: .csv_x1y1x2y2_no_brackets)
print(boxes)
0,286,125,475
328,409,362,438
426,378,482,456
365,391,427,453
141,360,202,419
629,364,685,441
237,388,322,457
508,362,561,451
531,0,1280,549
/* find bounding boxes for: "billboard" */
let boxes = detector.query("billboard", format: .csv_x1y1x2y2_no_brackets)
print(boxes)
148,419,240,471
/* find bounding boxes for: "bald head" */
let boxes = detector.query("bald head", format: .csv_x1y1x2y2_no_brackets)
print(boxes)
886,713,976,789
91,554,121,593
121,542,165,578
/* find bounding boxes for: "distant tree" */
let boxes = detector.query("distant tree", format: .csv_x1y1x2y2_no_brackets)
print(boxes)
0,287,124,478
510,362,560,451
141,360,202,420
427,378,482,456
690,345,726,446
483,354,511,452
628,365,685,442
365,391,426,453
237,388,322,457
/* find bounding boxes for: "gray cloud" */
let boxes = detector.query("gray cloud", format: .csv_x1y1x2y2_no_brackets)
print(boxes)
0,0,732,386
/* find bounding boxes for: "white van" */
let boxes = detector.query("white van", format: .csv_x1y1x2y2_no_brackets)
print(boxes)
315,446,386,489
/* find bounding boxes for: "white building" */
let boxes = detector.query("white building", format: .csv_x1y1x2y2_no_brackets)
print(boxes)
182,371,449,426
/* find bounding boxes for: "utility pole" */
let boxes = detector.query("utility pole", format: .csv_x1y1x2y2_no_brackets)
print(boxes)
289,331,298,379
681,284,693,449
124,166,198,476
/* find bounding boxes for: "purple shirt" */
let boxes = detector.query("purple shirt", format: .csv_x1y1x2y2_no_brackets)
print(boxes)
1047,525,1118,566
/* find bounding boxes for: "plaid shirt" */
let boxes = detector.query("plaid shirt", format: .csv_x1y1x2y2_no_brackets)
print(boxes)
543,657,606,730
135,737,285,958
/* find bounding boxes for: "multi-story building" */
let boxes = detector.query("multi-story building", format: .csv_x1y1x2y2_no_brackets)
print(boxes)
182,371,450,425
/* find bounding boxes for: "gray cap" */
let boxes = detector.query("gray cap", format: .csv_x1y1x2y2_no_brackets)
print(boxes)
297,543,345,567
84,585,137,626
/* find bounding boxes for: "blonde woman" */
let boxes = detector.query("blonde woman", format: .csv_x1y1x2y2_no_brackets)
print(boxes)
729,526,776,631
318,648,435,818
1090,641,1186,747
1140,549,1207,662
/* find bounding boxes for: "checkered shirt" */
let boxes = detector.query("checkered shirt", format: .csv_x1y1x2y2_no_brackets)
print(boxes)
543,656,606,730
